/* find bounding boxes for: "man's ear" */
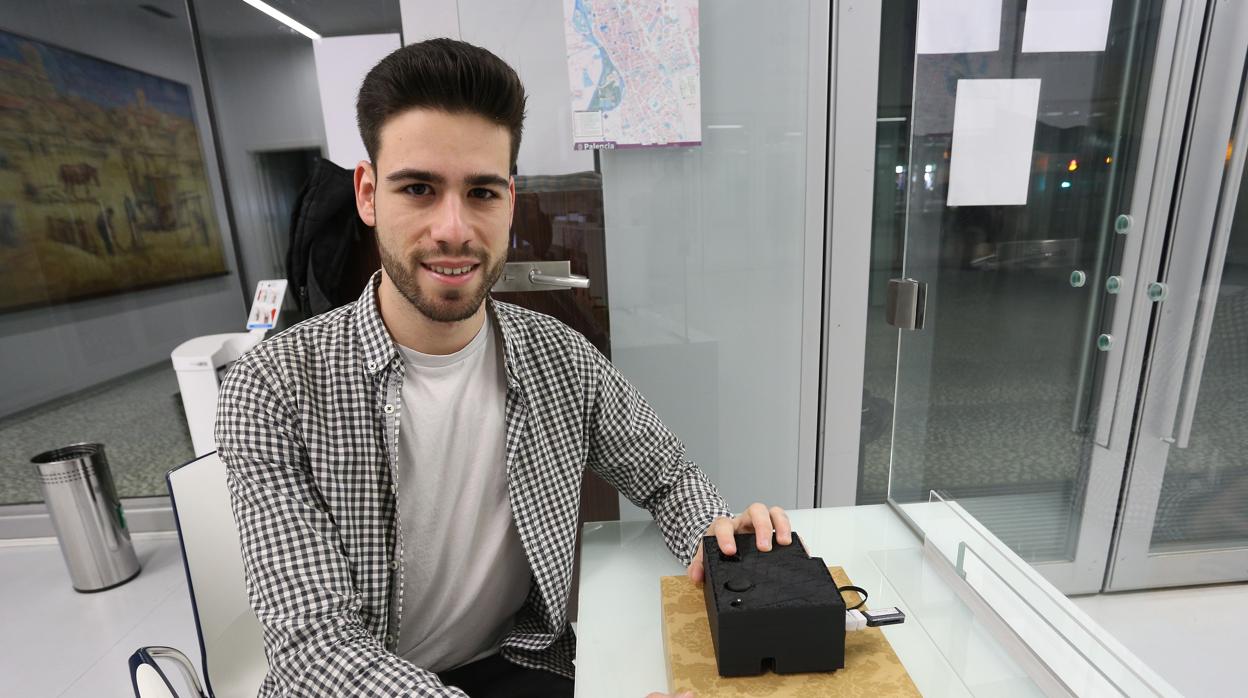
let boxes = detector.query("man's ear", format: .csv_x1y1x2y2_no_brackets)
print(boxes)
354,160,377,227
507,176,516,227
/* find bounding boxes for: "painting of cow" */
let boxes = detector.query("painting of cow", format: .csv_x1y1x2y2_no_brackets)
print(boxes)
59,163,100,198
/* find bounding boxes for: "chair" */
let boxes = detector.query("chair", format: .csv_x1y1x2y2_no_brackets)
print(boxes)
128,452,268,697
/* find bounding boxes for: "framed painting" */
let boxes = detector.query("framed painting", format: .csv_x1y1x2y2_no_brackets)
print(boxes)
0,28,228,313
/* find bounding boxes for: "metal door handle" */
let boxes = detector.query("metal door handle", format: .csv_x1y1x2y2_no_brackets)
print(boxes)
492,261,590,292
529,269,589,289
1171,82,1248,448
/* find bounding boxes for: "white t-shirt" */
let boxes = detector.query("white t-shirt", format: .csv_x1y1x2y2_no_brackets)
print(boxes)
393,314,532,672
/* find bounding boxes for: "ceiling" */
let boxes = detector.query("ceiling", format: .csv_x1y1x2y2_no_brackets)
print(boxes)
196,0,401,40
123,0,403,41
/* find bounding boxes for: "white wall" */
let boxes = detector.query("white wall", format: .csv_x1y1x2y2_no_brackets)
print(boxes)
452,0,596,176
0,3,246,418
400,0,461,44
313,34,402,169
203,35,327,290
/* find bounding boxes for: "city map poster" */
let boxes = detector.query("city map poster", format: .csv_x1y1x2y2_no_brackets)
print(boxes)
562,0,702,150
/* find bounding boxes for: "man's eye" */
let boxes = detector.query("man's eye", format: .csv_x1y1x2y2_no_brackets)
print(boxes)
403,183,433,196
469,188,498,200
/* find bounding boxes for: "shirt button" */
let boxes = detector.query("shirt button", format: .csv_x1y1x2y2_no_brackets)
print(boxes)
389,560,399,571
383,404,395,414
385,633,395,645
367,360,378,371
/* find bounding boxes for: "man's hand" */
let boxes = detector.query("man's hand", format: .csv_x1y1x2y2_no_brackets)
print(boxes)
687,502,792,583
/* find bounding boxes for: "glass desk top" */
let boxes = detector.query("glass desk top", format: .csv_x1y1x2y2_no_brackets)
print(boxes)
574,504,1178,697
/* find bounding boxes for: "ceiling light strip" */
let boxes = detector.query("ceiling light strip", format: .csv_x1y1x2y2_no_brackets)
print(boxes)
240,0,322,40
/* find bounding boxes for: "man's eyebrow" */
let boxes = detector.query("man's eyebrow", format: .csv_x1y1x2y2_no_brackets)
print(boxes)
385,168,445,184
465,173,509,188
384,169,508,189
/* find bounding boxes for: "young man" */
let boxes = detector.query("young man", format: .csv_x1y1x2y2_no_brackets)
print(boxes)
217,39,792,698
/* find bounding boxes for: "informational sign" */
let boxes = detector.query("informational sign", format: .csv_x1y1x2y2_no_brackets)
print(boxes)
246,279,288,331
916,0,1001,55
562,0,702,150
1022,0,1114,53
947,79,1042,207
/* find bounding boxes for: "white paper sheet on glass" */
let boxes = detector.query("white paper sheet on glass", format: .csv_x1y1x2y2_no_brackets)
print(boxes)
1022,0,1114,53
916,0,1002,54
947,79,1042,207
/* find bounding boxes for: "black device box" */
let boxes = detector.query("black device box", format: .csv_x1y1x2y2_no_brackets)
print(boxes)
701,532,846,677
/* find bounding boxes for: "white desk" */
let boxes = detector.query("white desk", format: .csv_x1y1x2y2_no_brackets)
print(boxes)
574,504,1179,697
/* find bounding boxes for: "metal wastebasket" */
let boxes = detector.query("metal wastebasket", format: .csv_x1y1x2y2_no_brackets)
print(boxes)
32,443,141,592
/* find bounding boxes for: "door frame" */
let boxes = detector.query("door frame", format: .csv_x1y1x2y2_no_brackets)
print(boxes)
816,0,882,509
799,0,836,509
1106,0,1248,591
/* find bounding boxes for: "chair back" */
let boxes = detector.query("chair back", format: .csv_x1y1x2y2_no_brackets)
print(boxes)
167,452,267,697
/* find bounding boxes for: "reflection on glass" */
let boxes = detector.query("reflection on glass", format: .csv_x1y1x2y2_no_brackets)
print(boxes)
881,0,1165,563
508,173,611,356
0,1,233,504
601,0,814,513
1151,169,1248,552
859,0,915,505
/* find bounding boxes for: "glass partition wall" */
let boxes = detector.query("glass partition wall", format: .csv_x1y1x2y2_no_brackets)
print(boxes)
856,0,1248,593
887,0,1169,581
0,1,244,513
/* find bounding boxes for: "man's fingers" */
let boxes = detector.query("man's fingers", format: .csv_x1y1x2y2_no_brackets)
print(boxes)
690,515,734,583
746,502,773,551
713,516,737,555
701,506,791,569
771,506,793,546
687,543,705,583
689,562,704,583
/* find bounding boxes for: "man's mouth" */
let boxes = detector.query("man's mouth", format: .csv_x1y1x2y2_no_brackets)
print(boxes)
422,263,478,276
419,261,482,286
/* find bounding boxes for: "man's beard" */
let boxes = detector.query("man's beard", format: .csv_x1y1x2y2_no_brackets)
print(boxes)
378,239,506,323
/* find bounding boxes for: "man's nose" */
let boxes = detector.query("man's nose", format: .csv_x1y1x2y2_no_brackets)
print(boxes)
429,195,471,247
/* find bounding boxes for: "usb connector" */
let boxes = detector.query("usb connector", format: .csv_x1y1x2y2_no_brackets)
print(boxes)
845,606,905,631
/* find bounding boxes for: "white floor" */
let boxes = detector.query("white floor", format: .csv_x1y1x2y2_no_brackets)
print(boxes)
2,533,1246,697
1071,585,1248,698
0,533,199,698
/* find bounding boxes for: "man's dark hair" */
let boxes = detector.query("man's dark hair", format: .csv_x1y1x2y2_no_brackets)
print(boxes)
356,38,527,169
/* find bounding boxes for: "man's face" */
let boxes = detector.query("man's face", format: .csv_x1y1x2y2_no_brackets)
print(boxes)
355,108,514,324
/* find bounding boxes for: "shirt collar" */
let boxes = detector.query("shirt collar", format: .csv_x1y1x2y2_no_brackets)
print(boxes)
355,271,396,375
354,270,523,388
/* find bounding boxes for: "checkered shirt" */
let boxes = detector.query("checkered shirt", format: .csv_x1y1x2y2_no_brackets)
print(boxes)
216,273,731,697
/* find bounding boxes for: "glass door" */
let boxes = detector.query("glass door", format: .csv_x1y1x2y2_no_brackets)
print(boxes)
1107,0,1248,590
882,0,1178,593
